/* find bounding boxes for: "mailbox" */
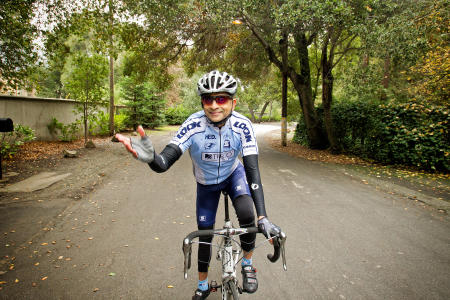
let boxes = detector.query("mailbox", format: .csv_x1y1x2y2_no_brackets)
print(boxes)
0,118,13,132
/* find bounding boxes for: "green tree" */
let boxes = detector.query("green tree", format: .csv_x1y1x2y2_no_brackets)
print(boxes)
184,0,330,148
0,0,38,90
63,52,109,144
408,0,449,105
240,67,282,123
120,75,165,129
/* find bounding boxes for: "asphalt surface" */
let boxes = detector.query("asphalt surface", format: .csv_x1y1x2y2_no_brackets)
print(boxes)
0,124,449,299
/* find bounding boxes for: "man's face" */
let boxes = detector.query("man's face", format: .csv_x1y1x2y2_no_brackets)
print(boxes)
202,93,236,124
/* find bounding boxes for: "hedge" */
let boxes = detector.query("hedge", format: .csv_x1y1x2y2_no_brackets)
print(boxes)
294,101,449,172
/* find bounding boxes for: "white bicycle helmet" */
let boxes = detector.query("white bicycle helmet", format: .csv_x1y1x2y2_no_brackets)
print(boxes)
197,70,238,96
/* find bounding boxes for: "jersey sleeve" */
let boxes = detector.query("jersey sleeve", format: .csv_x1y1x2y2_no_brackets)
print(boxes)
233,117,258,156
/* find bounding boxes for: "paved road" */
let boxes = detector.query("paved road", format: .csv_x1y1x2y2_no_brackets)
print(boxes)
1,125,449,299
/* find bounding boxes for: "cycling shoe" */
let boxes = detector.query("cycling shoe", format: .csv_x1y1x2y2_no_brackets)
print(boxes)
241,265,258,293
192,288,210,299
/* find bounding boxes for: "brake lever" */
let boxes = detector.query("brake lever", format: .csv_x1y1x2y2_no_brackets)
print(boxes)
182,238,192,279
279,231,287,271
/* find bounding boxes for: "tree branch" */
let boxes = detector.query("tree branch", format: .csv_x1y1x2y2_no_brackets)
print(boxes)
242,12,283,70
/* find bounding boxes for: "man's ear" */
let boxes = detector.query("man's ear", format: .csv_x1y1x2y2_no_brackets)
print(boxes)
232,98,237,108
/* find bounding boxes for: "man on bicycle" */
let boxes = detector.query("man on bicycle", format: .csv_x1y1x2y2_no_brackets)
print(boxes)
116,70,281,300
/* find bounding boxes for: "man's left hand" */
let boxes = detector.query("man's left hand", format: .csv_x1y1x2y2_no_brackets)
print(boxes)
257,217,281,241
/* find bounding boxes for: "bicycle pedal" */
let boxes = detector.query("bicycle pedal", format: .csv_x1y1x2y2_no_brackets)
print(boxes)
210,280,220,292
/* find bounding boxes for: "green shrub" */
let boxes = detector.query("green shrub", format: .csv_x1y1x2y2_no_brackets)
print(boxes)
260,115,281,122
90,112,108,136
88,111,129,135
114,114,128,132
1,124,36,158
165,105,193,125
47,117,80,142
294,101,449,172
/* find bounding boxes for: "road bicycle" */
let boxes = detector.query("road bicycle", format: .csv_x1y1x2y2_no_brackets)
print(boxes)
182,192,287,299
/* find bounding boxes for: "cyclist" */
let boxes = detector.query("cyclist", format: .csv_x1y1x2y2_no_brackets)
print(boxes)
116,70,281,300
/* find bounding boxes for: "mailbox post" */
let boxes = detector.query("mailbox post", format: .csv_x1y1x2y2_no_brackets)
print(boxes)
0,118,14,180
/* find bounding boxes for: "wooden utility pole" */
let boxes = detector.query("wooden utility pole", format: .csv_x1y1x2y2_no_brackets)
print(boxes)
108,0,115,136
280,33,288,146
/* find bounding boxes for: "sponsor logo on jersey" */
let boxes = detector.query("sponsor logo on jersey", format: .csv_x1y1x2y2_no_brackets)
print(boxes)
177,121,201,139
223,140,230,148
233,121,252,142
204,142,215,150
205,134,216,140
202,150,235,162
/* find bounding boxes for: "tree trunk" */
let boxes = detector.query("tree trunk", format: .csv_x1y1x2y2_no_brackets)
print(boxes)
290,33,327,149
321,37,340,154
281,73,288,146
269,101,272,121
248,107,256,123
321,62,340,153
280,33,288,146
258,101,270,122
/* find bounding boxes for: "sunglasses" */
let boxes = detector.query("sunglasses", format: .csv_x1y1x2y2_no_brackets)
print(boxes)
201,95,232,106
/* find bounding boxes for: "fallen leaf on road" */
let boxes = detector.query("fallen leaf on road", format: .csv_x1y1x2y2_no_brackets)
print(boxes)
58,256,64,260
154,237,159,240
41,276,48,281
65,258,72,261
41,243,48,246
52,241,56,244
32,282,37,287
14,279,19,283
167,285,174,288
108,272,116,276
35,262,40,266
93,288,99,292
88,237,94,240
0,281,6,284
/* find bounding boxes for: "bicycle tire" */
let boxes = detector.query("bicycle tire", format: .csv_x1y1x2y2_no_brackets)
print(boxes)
226,281,239,300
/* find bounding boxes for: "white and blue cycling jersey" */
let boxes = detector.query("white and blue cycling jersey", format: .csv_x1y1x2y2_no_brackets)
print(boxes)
169,111,258,185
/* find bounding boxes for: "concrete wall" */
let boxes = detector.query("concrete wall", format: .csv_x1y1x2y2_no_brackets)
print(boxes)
0,95,107,141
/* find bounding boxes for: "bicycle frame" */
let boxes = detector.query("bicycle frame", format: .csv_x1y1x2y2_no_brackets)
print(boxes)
182,192,287,299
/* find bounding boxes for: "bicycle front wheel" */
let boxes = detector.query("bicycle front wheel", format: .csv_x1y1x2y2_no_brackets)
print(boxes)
226,280,239,300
